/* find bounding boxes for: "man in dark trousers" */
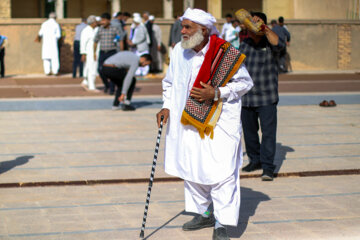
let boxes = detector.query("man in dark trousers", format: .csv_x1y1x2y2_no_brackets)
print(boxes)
73,18,87,78
102,51,151,111
94,12,123,94
271,17,291,73
239,12,285,181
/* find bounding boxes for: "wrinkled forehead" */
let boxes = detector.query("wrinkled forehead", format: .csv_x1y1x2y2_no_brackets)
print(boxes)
181,19,205,29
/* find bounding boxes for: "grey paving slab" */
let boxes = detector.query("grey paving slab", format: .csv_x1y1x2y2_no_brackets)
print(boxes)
0,93,359,111
0,175,359,239
0,104,360,184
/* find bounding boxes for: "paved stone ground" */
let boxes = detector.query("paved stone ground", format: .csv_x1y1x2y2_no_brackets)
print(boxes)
0,176,359,239
0,73,360,239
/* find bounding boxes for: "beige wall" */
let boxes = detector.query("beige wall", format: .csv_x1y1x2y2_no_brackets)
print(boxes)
351,24,360,69
287,22,338,70
264,0,360,20
293,0,357,19
1,19,359,75
0,0,11,18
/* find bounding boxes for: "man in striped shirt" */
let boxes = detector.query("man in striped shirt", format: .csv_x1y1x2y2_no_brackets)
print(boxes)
94,12,123,94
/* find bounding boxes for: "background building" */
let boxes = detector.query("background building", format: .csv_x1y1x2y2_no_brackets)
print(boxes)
0,0,359,75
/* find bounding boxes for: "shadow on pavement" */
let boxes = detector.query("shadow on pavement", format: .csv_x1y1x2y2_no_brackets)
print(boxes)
144,210,184,239
0,156,34,174
144,187,270,239
228,187,271,238
133,100,163,109
274,142,295,173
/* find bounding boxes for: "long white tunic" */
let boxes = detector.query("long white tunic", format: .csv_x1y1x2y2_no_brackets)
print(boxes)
163,40,253,185
38,18,61,60
80,25,98,73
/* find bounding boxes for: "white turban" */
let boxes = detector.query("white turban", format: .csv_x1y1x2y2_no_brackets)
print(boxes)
149,15,155,21
133,15,142,23
180,8,219,36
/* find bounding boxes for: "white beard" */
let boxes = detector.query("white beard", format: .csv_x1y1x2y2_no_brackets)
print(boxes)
181,29,204,49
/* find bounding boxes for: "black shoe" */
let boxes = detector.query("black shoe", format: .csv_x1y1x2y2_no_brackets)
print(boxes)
261,169,274,181
213,227,230,240
182,214,215,231
242,162,262,172
122,104,136,111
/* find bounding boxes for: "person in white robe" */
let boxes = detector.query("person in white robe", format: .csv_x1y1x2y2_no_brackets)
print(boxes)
37,12,61,75
156,8,253,240
128,14,150,76
220,13,233,39
224,20,240,49
80,15,99,91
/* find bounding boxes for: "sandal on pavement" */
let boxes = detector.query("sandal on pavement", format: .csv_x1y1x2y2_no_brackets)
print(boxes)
319,100,329,107
328,100,337,107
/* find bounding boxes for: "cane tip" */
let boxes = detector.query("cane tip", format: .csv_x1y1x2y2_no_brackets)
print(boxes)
139,231,144,238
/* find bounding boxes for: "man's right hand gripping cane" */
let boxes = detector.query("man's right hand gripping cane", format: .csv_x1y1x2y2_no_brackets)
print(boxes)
156,109,169,128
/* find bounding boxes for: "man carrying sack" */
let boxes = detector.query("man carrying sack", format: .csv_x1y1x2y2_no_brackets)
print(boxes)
156,8,253,240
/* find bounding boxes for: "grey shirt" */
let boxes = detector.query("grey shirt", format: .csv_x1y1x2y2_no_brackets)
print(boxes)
74,22,87,41
104,51,140,94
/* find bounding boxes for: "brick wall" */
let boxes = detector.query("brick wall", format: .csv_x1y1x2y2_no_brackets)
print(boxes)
337,24,352,70
59,23,76,73
0,0,11,18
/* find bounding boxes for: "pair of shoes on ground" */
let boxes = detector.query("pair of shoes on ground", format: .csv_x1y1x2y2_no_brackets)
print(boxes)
182,215,229,240
319,100,336,107
112,104,136,111
242,162,274,181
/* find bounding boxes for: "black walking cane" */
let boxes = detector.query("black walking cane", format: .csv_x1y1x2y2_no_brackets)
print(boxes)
139,115,164,238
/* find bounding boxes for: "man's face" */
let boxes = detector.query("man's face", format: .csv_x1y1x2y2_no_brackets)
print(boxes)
226,17,232,23
101,18,110,27
139,57,151,67
143,13,149,21
181,19,201,41
181,20,207,49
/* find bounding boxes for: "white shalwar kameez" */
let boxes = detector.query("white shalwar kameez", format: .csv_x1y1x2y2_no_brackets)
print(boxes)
38,18,61,75
162,40,253,226
80,25,98,90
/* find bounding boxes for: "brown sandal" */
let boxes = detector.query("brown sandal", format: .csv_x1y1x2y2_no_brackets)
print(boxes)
319,100,329,107
328,100,337,107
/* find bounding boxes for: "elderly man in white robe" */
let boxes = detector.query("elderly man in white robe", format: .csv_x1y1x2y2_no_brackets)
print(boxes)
80,15,99,91
156,8,253,240
36,12,61,75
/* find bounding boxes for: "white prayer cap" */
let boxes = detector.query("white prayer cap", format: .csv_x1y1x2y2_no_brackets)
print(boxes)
87,15,97,24
133,15,142,23
95,16,101,22
49,12,56,19
180,8,219,36
133,12,141,18
149,15,155,21
112,12,117,17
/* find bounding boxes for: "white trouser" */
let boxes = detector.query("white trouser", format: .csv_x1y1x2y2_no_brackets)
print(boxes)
83,58,98,90
184,172,241,226
43,57,59,75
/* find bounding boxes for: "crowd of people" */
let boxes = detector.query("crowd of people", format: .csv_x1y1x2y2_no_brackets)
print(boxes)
35,11,167,111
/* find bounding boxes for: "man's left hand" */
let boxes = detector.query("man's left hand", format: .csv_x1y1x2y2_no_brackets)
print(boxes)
190,81,215,102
